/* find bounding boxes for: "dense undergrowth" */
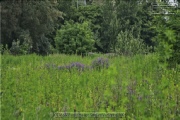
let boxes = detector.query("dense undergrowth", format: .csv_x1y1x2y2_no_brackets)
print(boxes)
1,54,180,119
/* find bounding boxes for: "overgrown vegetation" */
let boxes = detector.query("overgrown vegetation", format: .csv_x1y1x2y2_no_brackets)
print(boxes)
115,30,148,55
1,0,179,66
1,54,180,119
1,0,180,119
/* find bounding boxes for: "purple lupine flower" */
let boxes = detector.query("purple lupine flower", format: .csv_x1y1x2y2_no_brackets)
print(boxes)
127,85,133,95
57,65,65,70
69,62,85,71
57,62,85,72
45,64,51,69
137,94,143,101
91,57,109,70
65,65,71,71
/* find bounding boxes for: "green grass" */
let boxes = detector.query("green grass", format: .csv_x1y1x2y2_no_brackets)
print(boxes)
1,53,180,119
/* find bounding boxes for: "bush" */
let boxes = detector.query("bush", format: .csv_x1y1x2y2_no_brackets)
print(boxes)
9,30,33,55
1,45,10,55
152,14,180,67
10,40,22,55
10,39,32,55
115,30,148,56
36,35,51,55
55,21,95,55
153,28,176,61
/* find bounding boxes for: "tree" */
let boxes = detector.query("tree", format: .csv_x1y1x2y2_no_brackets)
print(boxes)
99,0,118,52
152,8,180,66
169,12,180,65
100,0,143,53
1,0,62,55
137,0,157,48
72,5,103,52
1,1,22,49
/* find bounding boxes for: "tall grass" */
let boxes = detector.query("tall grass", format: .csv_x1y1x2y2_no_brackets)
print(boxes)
1,53,180,119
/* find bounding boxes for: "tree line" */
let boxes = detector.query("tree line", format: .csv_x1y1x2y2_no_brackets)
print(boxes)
1,0,180,65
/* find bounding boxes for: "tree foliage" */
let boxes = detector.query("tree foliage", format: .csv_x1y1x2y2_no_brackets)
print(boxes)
115,30,147,56
152,10,180,66
1,0,180,66
55,21,95,55
57,2,103,52
99,0,149,53
1,0,62,55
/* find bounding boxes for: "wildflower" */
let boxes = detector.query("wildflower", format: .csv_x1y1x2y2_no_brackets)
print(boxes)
69,62,85,71
91,57,109,70
57,65,65,70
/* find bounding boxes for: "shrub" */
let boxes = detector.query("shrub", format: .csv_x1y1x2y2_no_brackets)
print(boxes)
115,30,148,56
10,31,32,55
152,14,180,67
55,21,95,55
1,44,10,55
10,40,22,55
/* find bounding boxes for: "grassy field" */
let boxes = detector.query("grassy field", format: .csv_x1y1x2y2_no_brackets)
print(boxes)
1,54,180,119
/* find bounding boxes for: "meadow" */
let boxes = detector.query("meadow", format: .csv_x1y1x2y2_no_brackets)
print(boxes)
1,53,180,119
